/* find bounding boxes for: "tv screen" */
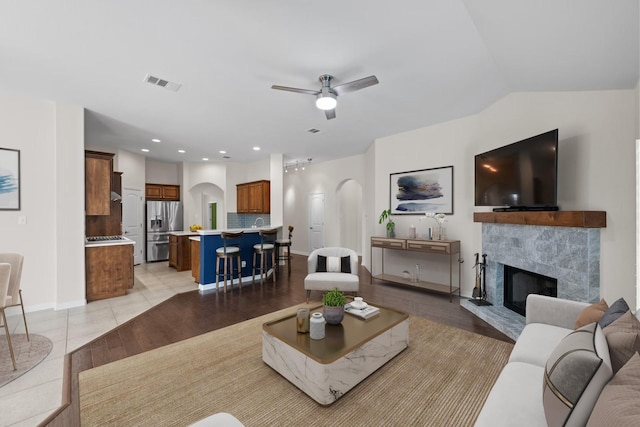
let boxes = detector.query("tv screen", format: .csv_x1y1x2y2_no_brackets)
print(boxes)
474,129,558,209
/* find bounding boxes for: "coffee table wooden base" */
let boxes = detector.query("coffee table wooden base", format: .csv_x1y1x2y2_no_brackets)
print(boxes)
262,319,409,405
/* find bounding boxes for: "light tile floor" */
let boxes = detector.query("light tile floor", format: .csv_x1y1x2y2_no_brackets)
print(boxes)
0,263,198,427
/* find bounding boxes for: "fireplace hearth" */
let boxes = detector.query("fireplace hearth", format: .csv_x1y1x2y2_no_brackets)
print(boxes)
461,222,600,340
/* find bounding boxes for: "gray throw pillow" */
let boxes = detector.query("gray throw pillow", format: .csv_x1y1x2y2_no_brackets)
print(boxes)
543,323,613,427
602,310,640,373
599,298,630,328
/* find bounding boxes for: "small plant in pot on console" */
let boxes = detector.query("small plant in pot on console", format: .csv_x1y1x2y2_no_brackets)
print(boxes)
379,209,395,238
322,287,346,325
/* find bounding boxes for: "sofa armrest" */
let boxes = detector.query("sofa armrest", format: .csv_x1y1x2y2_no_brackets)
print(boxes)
526,294,589,329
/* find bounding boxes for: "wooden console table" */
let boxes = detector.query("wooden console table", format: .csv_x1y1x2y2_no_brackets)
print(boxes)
370,237,461,302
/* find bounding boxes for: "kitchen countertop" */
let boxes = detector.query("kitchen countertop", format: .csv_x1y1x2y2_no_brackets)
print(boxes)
168,231,200,236
189,236,200,241
197,225,282,236
85,236,135,248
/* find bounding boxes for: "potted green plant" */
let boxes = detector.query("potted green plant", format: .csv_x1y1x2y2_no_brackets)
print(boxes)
379,208,395,237
322,287,346,325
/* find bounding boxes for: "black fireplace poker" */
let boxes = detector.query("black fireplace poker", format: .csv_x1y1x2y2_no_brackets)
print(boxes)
470,253,492,307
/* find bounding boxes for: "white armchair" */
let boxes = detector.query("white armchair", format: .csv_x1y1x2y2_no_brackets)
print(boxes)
304,247,359,302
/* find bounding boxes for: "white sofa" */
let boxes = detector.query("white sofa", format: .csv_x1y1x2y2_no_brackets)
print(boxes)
475,295,614,427
304,247,359,302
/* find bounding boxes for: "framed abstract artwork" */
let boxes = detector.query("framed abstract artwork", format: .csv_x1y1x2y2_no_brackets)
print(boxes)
0,148,20,210
389,165,453,215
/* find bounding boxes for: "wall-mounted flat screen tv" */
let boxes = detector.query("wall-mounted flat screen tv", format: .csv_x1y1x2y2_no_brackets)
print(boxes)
474,129,558,211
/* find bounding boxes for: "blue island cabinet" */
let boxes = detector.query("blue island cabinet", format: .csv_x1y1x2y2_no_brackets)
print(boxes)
198,230,270,290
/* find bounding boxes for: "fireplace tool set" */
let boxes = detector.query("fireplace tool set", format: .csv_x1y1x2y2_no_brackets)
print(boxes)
470,253,492,306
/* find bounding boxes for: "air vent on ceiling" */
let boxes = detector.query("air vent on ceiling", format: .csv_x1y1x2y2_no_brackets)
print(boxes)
307,128,320,134
144,73,182,92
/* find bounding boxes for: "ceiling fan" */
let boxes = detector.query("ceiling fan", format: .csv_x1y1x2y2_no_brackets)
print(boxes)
271,74,379,120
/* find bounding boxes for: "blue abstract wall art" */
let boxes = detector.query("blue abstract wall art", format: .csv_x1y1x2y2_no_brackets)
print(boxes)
0,148,20,210
390,165,453,214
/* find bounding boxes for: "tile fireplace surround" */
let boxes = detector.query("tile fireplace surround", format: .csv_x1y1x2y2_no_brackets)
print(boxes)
462,211,605,340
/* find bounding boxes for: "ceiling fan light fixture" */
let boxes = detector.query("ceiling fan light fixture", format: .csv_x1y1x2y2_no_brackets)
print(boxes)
315,92,337,110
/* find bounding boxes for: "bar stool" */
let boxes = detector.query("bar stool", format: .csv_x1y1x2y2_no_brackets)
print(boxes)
216,231,243,293
252,228,278,284
275,225,293,276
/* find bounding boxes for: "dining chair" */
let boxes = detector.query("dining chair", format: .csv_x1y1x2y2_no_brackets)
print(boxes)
0,253,28,340
0,262,16,370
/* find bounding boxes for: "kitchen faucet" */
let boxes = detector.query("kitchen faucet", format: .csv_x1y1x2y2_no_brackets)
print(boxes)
252,217,265,228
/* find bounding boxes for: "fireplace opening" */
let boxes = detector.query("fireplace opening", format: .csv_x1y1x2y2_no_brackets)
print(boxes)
504,265,557,316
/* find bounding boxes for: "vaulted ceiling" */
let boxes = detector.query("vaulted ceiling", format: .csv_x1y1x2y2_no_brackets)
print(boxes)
0,0,637,164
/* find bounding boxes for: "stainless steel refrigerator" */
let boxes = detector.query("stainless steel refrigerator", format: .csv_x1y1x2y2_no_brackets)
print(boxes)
146,201,183,262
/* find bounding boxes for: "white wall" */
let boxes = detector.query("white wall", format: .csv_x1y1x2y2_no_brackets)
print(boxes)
283,154,367,255
0,96,85,311
117,149,146,192
54,103,86,308
372,90,637,308
146,160,179,184
270,154,284,227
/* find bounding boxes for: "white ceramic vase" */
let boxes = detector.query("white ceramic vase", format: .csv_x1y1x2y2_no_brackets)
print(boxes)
310,312,325,340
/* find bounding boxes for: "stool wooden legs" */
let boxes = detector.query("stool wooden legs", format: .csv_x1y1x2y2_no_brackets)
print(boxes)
216,255,242,293
275,243,291,276
252,250,276,284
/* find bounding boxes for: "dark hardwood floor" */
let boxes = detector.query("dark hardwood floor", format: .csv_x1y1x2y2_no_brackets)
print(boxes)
41,254,512,426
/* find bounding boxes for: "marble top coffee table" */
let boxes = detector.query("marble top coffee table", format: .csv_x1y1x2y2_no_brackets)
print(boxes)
262,304,409,405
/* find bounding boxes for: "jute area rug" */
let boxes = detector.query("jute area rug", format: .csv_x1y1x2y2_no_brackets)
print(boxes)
79,305,513,427
0,334,53,387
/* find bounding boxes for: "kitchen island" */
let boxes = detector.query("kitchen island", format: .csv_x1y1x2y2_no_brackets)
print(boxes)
168,231,199,272
196,226,282,292
85,236,135,301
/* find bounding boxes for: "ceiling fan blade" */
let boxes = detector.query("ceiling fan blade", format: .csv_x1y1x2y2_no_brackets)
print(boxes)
332,75,379,95
271,85,319,96
325,109,336,120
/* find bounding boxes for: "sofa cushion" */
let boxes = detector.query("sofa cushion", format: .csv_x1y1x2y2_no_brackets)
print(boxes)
599,297,630,328
603,310,640,373
304,272,359,292
586,352,640,426
509,323,572,367
474,362,547,427
575,299,608,329
543,322,612,427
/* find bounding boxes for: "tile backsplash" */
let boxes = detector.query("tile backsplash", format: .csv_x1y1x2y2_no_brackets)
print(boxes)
227,213,271,229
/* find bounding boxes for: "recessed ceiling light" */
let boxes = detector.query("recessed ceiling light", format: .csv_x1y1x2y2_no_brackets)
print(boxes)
202,157,209,161
178,150,185,153
141,148,149,152
151,138,161,143
219,150,227,154
253,146,260,151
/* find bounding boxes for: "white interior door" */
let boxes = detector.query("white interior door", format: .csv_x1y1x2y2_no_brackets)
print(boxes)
309,193,324,252
123,187,144,265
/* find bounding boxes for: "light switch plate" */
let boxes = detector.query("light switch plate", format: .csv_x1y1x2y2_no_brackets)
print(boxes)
18,215,27,225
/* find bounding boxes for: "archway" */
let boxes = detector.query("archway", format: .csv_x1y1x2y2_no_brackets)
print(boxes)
189,182,224,230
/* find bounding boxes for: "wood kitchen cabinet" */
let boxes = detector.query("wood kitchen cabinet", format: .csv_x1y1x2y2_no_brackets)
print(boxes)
86,171,123,237
237,180,270,213
85,150,114,215
146,183,180,201
86,244,134,301
191,238,200,283
169,234,195,271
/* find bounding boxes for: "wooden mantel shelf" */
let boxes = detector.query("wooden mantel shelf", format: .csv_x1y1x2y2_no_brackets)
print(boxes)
473,211,606,228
